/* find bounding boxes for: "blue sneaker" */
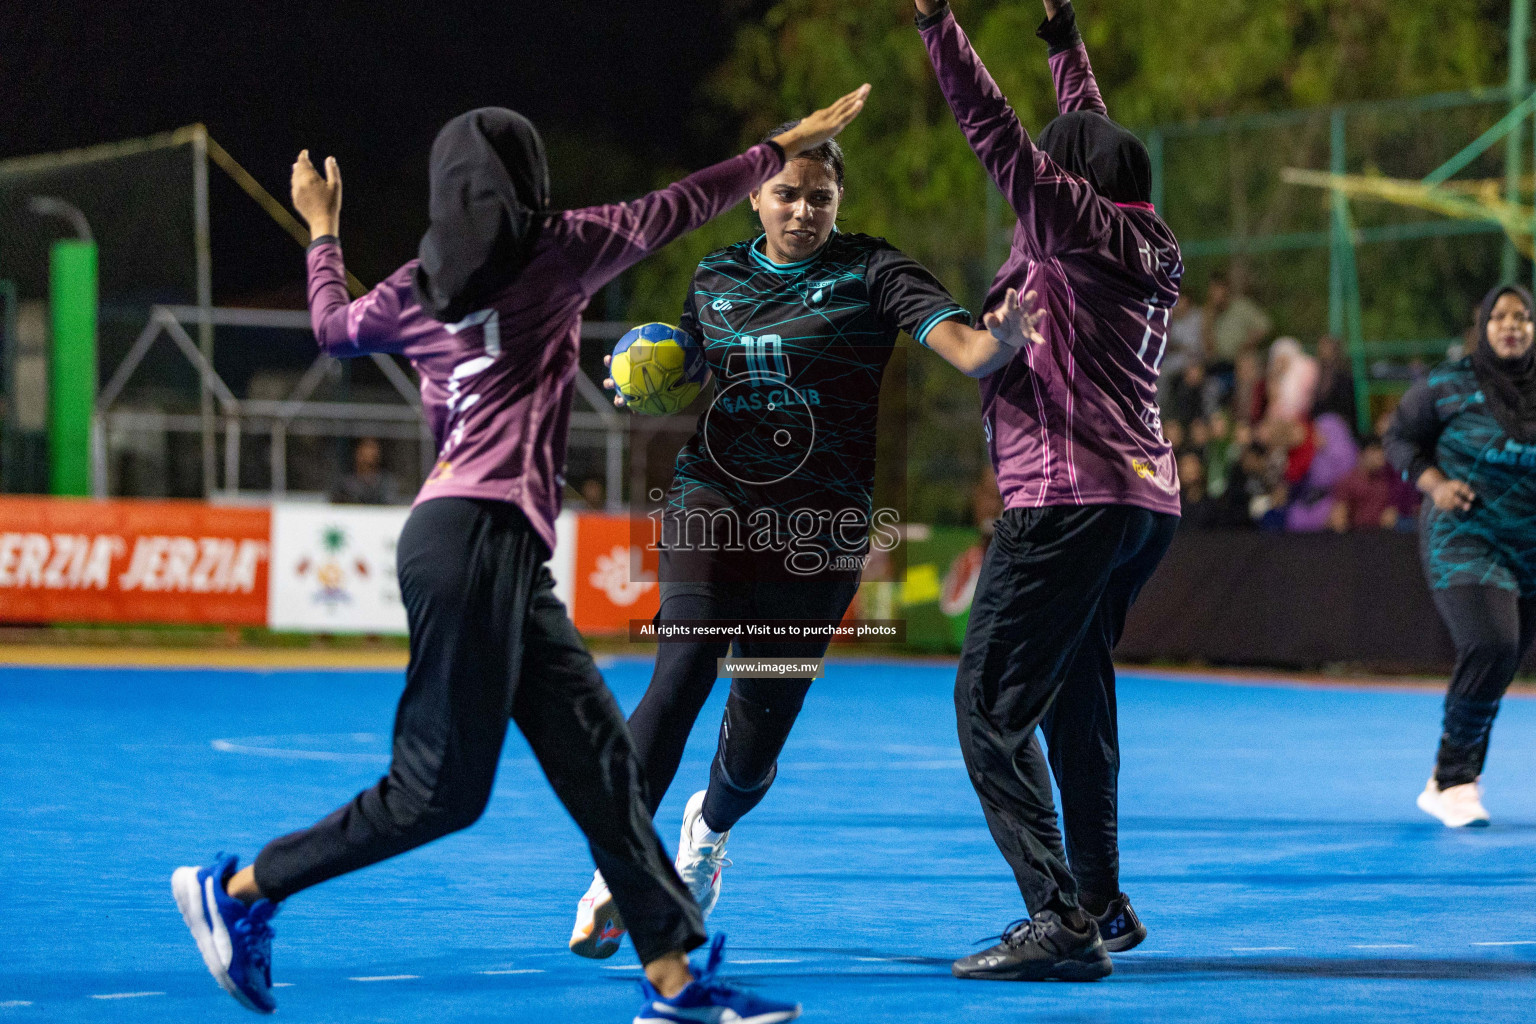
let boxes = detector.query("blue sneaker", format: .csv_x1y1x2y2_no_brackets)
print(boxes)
634,933,800,1024
172,854,278,1013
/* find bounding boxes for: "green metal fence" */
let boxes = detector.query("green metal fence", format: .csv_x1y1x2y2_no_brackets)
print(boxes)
1144,84,1536,432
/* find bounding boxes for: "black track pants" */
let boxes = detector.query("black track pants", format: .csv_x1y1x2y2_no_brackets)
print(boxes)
1431,585,1536,787
954,505,1176,916
626,575,860,833
252,498,704,964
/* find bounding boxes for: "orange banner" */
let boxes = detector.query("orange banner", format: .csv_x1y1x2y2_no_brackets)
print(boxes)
571,513,659,635
0,497,271,625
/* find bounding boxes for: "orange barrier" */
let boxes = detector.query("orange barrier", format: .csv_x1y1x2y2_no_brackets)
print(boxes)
571,513,659,635
0,497,270,625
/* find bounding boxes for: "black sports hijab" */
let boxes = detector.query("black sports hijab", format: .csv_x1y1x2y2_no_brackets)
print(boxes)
1036,110,1153,206
1471,284,1536,444
413,108,551,323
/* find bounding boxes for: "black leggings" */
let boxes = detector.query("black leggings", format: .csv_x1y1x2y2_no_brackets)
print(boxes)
626,575,861,833
1431,585,1536,787
954,505,1176,917
251,498,703,964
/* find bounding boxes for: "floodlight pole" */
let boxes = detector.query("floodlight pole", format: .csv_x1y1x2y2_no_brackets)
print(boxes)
192,125,215,497
1505,0,1530,282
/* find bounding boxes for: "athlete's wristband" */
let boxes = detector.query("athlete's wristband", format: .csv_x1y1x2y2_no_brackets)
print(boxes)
306,234,339,252
1036,1,1082,56
914,1,950,31
764,140,786,165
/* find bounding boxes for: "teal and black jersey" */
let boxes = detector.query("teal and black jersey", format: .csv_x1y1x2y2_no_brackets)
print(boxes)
667,232,969,537
1385,356,1536,595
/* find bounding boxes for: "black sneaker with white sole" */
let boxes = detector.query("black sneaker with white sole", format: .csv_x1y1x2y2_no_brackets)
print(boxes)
951,910,1112,981
1091,893,1147,953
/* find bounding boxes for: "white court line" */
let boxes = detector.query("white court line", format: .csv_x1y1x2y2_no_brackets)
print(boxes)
480,969,545,975
601,965,644,971
89,992,164,1000
349,975,419,982
1230,947,1294,952
1351,944,1416,949
212,739,389,764
0,1002,34,1008
729,959,801,965
1473,940,1536,946
778,760,964,771
273,982,295,988
852,956,927,963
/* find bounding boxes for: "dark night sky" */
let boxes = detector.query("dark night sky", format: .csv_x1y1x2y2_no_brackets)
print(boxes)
3,0,765,298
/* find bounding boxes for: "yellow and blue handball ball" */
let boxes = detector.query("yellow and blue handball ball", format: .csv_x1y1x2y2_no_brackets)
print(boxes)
610,322,707,416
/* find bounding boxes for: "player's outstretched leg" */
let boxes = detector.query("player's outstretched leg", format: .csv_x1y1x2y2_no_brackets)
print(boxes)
171,498,520,1013
516,574,801,1019
571,586,730,956
673,574,854,918
511,571,705,967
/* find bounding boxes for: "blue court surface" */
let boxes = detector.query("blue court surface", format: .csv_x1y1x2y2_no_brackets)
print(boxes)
3,658,1534,1023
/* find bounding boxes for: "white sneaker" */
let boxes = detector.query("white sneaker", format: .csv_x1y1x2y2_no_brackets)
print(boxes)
570,870,626,959
675,790,731,917
1417,777,1491,828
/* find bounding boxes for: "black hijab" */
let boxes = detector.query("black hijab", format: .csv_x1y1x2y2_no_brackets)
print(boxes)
1471,284,1536,444
412,108,550,323
1036,110,1152,205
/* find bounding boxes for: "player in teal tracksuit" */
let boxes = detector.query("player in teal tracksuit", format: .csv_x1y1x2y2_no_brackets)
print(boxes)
1385,284,1536,827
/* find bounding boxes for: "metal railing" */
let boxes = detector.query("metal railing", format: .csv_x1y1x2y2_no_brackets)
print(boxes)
93,306,629,507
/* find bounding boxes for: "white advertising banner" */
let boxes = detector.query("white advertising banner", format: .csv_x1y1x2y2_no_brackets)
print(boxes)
268,504,581,634
268,504,411,634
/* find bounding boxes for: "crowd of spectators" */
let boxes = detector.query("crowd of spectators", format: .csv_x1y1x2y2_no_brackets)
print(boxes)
1161,271,1422,532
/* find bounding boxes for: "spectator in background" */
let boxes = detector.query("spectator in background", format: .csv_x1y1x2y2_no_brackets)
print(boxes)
1186,416,1211,454
1204,409,1239,500
1232,441,1279,527
1163,418,1186,454
1203,269,1273,368
1162,361,1209,425
1285,412,1358,532
1232,349,1264,425
1264,337,1319,425
1162,292,1206,381
1178,451,1227,529
1329,435,1419,532
579,478,607,511
1313,334,1358,430
330,437,402,505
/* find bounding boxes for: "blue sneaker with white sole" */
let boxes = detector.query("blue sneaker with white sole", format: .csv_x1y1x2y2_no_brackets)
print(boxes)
171,854,278,1013
634,933,800,1024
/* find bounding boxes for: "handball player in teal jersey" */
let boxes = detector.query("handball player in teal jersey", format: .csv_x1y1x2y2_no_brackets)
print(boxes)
571,114,1046,959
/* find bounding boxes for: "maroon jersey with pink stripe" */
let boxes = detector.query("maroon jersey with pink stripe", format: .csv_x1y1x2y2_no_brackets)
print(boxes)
921,10,1182,514
306,144,785,551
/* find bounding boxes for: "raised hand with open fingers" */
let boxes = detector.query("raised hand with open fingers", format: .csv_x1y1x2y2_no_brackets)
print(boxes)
984,288,1048,349
772,84,872,158
291,149,342,240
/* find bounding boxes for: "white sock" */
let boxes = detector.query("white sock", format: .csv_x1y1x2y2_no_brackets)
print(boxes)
692,814,727,846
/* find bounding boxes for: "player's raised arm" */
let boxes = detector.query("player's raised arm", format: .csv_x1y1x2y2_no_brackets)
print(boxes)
292,150,410,357
912,1,1036,219
1040,1,1107,116
924,289,1047,378
915,1,1152,261
569,84,870,296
